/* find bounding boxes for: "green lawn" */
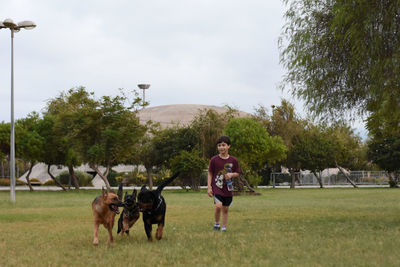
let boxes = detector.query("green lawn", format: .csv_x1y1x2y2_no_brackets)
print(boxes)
0,188,399,266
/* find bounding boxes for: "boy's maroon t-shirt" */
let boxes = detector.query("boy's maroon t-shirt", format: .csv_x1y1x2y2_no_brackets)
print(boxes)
208,155,241,197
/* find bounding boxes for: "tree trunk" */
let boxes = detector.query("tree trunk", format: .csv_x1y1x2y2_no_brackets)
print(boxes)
25,162,34,192
68,165,80,189
90,164,111,191
47,165,67,191
1,160,4,177
239,175,257,193
296,172,302,185
190,175,200,191
313,171,324,188
335,162,358,188
388,172,399,188
146,168,153,190
290,169,296,189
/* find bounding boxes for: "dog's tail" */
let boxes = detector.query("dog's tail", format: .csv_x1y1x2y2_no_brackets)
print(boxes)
156,172,179,193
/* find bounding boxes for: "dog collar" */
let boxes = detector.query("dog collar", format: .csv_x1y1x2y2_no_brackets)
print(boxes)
154,195,163,211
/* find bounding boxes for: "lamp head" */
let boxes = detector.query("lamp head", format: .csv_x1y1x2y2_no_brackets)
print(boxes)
138,84,150,90
18,21,36,30
3,18,17,28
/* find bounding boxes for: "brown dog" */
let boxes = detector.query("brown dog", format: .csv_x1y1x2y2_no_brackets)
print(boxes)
92,187,123,245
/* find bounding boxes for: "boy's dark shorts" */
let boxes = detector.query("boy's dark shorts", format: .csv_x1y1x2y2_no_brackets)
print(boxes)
214,194,233,207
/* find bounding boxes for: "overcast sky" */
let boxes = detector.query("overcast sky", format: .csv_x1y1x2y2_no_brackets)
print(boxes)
0,1,367,137
0,1,294,116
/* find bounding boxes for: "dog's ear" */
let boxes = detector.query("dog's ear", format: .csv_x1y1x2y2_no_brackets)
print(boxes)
117,184,123,200
140,185,147,192
132,189,137,199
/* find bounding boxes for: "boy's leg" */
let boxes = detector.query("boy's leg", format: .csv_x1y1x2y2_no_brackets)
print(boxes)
214,201,222,224
221,206,229,229
213,196,223,230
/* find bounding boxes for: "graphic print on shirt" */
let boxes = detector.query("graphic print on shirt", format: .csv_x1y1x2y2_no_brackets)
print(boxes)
215,163,233,189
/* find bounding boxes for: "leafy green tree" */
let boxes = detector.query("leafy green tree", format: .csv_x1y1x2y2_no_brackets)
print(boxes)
35,114,67,190
291,125,336,188
15,113,44,191
75,94,146,190
327,122,367,169
254,100,306,187
44,87,98,189
367,132,400,187
280,0,400,120
170,150,207,191
151,126,198,168
223,117,287,190
0,122,10,178
134,133,159,190
191,107,238,159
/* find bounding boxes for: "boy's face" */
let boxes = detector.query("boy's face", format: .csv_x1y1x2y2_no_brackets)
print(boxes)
217,142,230,155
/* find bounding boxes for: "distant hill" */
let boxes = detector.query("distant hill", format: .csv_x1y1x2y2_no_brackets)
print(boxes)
137,104,251,127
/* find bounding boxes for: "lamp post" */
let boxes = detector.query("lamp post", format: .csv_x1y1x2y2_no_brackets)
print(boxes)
137,84,150,109
0,18,36,202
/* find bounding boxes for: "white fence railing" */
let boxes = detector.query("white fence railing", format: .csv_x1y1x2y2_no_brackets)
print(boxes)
270,171,389,187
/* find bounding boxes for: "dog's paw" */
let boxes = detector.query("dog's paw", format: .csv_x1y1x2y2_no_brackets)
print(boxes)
93,239,99,246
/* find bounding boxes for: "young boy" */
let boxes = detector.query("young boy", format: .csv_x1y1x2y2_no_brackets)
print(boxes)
207,136,241,232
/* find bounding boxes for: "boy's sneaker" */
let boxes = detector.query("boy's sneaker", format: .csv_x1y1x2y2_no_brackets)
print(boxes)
221,227,227,232
213,225,220,231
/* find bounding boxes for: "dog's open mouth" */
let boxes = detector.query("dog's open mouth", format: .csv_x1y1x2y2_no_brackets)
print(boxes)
109,204,120,214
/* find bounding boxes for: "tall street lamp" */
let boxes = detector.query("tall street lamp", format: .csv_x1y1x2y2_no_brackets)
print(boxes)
0,18,36,202
137,84,150,109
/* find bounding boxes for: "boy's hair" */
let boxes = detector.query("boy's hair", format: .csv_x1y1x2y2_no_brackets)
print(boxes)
217,136,231,145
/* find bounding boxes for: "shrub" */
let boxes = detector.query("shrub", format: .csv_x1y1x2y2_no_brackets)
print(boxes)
56,171,93,186
388,180,399,188
56,171,70,185
107,170,118,187
170,150,208,190
16,179,26,185
0,178,10,186
246,172,262,188
77,172,93,186
43,180,55,186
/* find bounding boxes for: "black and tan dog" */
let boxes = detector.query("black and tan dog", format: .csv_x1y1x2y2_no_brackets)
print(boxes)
117,185,140,236
92,187,123,245
137,173,179,241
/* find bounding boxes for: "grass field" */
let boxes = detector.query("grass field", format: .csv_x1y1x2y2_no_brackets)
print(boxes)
0,188,399,266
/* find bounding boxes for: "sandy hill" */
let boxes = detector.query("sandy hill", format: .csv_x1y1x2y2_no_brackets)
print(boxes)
137,104,251,127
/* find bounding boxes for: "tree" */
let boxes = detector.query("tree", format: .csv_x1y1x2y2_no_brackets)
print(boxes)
325,121,370,188
291,125,336,188
75,94,146,191
170,150,207,191
280,0,400,120
191,107,238,159
36,115,67,190
44,88,96,189
134,133,159,190
0,122,10,178
151,126,198,169
223,117,287,190
367,132,400,187
254,100,306,188
15,113,44,191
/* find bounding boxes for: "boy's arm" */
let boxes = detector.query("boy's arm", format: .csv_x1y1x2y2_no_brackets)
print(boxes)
207,171,213,197
224,172,239,180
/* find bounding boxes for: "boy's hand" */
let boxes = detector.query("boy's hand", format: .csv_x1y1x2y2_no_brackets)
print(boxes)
207,187,213,197
224,173,232,180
